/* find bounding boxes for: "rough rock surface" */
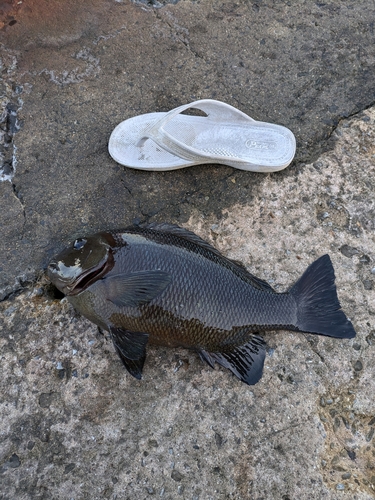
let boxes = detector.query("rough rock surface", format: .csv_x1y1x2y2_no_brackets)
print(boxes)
0,1,374,499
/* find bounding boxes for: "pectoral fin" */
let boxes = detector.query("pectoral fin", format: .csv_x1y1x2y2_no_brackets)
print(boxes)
104,270,172,308
200,335,266,385
109,326,149,379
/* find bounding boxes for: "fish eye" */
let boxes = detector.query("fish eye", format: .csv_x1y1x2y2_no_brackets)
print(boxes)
48,262,59,272
73,238,87,250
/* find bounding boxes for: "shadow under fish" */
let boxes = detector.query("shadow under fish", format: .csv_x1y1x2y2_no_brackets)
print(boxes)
47,223,356,385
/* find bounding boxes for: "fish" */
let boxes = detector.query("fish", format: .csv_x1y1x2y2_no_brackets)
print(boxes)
47,223,356,385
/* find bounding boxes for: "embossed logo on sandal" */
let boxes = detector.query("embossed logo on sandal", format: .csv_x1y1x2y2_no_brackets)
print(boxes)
245,140,277,150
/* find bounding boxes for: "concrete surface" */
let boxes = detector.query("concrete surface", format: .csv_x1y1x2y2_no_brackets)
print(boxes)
0,0,374,498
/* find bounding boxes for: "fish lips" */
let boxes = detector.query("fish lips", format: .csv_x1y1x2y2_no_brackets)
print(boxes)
48,250,114,296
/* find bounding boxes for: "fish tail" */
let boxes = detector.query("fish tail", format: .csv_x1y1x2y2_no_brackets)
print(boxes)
289,254,356,339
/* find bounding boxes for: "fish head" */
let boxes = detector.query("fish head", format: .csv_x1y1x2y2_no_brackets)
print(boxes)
47,232,116,296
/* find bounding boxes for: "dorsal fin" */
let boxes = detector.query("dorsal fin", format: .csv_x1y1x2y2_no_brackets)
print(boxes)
141,223,275,292
142,222,224,256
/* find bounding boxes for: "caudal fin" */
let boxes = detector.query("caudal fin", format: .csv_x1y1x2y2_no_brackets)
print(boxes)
289,254,356,339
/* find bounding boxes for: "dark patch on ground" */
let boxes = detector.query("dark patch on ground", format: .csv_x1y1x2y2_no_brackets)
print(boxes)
0,0,22,29
1,0,375,298
132,0,180,6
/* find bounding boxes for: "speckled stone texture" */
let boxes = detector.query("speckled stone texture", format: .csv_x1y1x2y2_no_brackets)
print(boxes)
0,0,375,498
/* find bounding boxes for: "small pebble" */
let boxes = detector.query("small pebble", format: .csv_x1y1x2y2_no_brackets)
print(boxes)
56,361,64,370
342,417,350,429
7,454,20,468
341,472,351,480
340,245,359,258
171,470,184,482
4,306,16,316
336,483,345,491
333,417,341,432
354,360,363,372
27,441,35,450
64,463,75,474
363,280,373,290
366,427,374,442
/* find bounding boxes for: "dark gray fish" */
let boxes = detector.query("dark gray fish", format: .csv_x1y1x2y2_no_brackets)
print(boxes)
47,223,356,385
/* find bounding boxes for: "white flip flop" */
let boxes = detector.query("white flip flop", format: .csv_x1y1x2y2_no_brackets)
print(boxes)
108,99,296,172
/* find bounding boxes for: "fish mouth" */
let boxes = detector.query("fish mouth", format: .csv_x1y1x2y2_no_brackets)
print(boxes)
66,250,114,296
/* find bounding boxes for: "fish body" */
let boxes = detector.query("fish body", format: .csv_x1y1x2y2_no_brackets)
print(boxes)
47,223,356,385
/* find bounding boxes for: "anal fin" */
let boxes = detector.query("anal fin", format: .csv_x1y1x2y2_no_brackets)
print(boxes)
200,335,266,386
109,326,149,380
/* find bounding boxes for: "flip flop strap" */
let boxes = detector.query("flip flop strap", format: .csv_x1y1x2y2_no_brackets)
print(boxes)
136,99,255,162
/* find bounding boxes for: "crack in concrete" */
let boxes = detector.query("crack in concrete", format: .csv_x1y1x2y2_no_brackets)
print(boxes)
325,99,375,142
0,285,26,303
132,0,180,8
303,335,326,365
288,99,375,169
154,9,206,62
11,179,27,238
263,420,303,439
120,179,133,197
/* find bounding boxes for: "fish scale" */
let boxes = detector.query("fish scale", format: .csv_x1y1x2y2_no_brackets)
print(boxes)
113,231,296,334
48,223,356,385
